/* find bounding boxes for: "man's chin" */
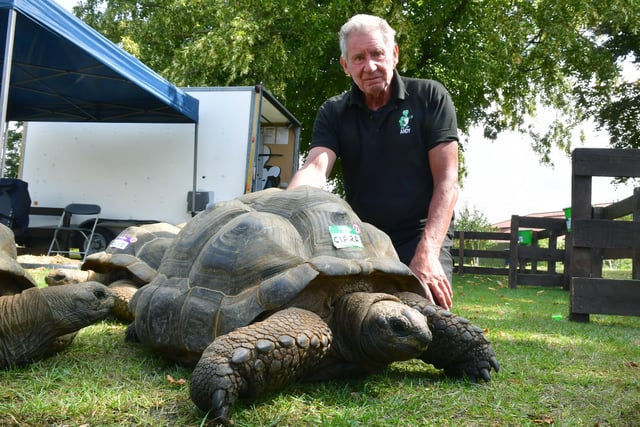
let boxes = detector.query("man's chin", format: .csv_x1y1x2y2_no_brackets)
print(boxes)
359,81,386,94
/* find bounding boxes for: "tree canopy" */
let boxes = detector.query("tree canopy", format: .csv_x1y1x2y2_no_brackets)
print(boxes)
73,0,640,179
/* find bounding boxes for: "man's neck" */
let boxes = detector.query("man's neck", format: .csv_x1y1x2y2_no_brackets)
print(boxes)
361,72,397,111
364,91,392,111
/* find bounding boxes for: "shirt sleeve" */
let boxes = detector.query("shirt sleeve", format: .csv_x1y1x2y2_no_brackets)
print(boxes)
310,99,341,156
422,81,459,150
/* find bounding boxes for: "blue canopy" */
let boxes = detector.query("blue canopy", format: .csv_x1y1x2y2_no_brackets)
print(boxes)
0,0,199,123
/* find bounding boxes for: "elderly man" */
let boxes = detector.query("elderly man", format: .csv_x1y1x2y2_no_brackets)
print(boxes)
288,14,459,309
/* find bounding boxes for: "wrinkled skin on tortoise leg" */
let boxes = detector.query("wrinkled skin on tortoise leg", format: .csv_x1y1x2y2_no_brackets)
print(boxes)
189,307,332,425
395,292,500,381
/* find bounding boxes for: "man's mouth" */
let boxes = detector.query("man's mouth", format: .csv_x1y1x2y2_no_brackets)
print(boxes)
363,74,384,84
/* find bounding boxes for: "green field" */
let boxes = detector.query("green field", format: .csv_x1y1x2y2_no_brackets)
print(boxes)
1,272,639,426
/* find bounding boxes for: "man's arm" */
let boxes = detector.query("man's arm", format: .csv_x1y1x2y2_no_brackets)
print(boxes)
287,147,337,190
409,140,459,309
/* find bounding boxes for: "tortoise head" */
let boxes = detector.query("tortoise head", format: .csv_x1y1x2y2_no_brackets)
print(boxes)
329,291,431,369
40,281,115,331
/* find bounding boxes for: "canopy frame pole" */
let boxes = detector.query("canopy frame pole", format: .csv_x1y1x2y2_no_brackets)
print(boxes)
0,8,17,177
190,122,199,216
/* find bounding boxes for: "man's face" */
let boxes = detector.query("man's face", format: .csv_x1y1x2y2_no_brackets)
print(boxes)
340,29,398,100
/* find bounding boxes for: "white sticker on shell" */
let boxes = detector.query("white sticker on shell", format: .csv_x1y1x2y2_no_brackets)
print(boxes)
329,225,363,249
109,235,137,250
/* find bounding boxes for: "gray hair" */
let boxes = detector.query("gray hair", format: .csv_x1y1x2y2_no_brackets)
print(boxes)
339,14,396,59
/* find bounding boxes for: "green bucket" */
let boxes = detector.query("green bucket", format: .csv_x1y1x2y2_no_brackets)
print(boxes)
563,207,572,232
518,229,532,245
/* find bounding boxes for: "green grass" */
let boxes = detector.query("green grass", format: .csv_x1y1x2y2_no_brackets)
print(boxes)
2,273,639,426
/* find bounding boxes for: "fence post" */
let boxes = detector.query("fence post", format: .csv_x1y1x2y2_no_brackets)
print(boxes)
458,230,465,275
548,231,558,274
509,215,520,288
530,231,538,274
591,206,605,277
634,187,640,280
568,150,594,322
563,226,571,290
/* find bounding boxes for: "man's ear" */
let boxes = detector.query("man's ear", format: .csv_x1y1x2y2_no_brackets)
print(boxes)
340,56,350,76
393,44,399,67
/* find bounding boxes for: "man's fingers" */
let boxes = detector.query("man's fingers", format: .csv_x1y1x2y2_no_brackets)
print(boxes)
433,280,452,309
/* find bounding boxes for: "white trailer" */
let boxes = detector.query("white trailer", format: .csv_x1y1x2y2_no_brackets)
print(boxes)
19,85,300,251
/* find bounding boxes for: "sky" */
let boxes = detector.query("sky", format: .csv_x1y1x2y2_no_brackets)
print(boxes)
54,0,637,224
55,0,76,9
458,123,636,224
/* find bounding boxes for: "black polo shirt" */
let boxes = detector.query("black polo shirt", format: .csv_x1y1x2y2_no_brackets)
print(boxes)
311,70,458,247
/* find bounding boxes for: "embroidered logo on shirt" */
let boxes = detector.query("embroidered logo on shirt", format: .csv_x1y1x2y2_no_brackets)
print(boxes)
398,110,413,134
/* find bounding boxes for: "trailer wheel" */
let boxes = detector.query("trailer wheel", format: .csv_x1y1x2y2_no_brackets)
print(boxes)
73,226,115,255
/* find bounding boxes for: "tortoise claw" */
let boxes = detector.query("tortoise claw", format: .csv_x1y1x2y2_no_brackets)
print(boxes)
443,353,499,382
210,389,232,425
467,351,500,382
491,356,500,372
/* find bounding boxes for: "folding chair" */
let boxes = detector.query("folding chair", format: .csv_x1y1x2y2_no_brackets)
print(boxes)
47,203,101,261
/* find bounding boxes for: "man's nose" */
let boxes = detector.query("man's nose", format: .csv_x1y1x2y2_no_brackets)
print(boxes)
364,58,377,72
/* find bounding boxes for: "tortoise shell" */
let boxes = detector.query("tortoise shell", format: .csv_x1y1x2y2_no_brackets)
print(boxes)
129,186,426,364
0,223,36,296
82,222,182,284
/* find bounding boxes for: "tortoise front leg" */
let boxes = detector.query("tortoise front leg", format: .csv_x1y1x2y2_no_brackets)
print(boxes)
189,307,332,425
394,292,500,382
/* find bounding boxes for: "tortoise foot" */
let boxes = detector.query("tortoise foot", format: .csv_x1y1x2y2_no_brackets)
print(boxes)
190,307,332,422
395,292,500,382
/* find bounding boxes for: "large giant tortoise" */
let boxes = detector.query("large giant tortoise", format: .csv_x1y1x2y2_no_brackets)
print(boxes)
126,187,499,424
0,224,114,368
46,222,181,320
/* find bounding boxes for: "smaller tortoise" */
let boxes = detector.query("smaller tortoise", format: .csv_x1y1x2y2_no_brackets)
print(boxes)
46,222,181,320
127,187,499,424
0,224,114,368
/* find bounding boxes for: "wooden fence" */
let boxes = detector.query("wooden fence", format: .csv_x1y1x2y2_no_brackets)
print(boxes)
452,215,568,288
508,216,567,288
568,148,640,322
453,148,640,323
453,230,510,277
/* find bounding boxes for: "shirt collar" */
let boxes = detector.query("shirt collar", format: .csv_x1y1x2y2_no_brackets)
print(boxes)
348,69,406,108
